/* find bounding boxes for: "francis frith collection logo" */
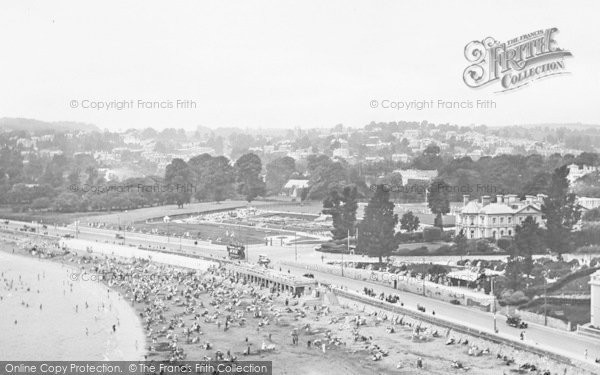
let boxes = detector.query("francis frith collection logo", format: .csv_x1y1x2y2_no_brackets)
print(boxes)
463,28,572,92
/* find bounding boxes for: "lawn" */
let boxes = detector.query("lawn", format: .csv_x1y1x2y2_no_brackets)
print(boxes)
522,302,590,326
81,199,328,226
394,241,452,255
133,221,292,245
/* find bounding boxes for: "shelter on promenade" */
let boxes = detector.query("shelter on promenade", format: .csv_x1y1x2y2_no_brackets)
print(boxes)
225,264,317,297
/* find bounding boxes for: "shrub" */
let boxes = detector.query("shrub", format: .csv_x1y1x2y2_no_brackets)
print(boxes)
583,207,600,222
497,237,512,251
395,231,424,244
408,246,429,256
427,264,449,276
575,223,600,247
441,231,453,242
434,244,454,255
423,227,442,242
500,290,530,305
576,245,600,254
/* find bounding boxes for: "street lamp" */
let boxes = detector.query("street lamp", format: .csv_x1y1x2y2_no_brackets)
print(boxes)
491,276,497,333
422,258,426,296
543,272,548,326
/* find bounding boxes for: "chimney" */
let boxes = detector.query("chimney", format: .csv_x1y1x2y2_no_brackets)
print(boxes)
496,195,503,204
481,195,491,206
525,195,535,204
463,194,470,206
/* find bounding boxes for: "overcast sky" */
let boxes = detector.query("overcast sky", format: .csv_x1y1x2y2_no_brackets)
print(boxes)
1,1,599,130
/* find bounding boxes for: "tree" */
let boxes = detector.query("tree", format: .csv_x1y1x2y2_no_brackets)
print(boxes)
322,185,358,240
67,170,80,186
307,156,349,199
454,229,468,254
341,185,358,237
164,158,192,208
206,156,235,202
542,165,581,256
358,184,398,265
573,171,600,198
207,135,224,155
412,143,443,170
52,192,82,212
265,156,296,195
378,172,403,201
428,178,450,229
229,133,256,160
505,216,544,289
322,190,344,240
30,197,51,210
400,211,420,232
188,153,214,201
235,153,266,202
522,172,552,196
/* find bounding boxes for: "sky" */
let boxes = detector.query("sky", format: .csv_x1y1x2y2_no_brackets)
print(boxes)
1,0,599,131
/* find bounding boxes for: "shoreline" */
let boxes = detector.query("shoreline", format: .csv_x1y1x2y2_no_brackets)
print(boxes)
0,235,147,361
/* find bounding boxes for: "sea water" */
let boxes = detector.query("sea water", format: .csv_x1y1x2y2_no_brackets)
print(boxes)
0,251,145,360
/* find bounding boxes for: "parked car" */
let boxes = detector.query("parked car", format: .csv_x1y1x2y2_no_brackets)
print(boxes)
506,315,528,329
258,254,271,266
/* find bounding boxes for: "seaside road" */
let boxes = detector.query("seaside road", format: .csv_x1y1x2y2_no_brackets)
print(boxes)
281,263,600,365
2,220,228,255
3,220,321,262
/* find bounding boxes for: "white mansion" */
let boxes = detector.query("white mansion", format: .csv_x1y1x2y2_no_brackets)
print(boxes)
455,194,546,239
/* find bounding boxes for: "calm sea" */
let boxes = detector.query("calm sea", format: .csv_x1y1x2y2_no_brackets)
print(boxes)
0,251,145,360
